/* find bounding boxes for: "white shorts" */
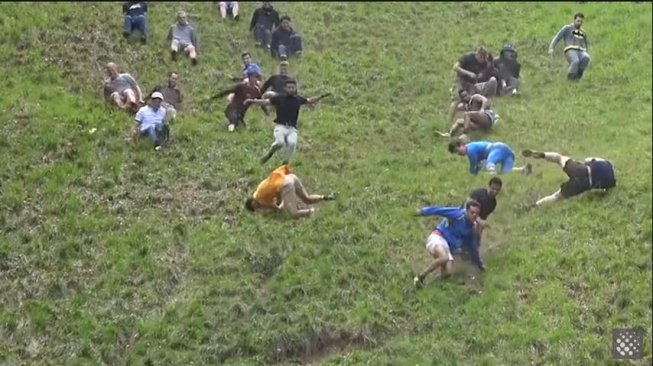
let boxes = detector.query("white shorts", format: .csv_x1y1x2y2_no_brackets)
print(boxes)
425,232,454,261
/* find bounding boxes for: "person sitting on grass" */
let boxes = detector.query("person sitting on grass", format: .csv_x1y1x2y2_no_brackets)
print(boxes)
104,62,144,114
250,1,281,51
148,71,183,122
413,200,485,288
122,1,148,44
135,92,169,151
218,1,240,21
493,44,521,96
167,10,200,65
245,165,336,219
271,15,303,60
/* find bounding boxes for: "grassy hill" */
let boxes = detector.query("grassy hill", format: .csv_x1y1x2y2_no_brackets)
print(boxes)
0,2,651,365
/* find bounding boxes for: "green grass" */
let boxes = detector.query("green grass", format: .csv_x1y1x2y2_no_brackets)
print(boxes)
0,2,651,365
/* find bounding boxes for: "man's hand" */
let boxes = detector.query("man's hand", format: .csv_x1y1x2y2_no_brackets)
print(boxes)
138,99,145,105
414,209,423,216
272,197,284,211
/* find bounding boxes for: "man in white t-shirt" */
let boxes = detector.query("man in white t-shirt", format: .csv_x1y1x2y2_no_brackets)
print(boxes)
135,92,169,150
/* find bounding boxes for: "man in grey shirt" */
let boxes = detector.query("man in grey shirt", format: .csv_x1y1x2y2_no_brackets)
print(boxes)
104,62,144,113
549,12,590,81
167,10,199,65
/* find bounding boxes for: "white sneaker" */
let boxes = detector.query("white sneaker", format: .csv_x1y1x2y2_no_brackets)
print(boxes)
228,124,235,132
154,145,162,151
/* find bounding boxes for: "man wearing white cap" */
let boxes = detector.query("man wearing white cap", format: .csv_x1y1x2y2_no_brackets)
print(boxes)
135,92,169,150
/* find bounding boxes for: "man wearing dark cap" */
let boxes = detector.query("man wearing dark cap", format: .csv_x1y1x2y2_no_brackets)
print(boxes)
493,44,521,96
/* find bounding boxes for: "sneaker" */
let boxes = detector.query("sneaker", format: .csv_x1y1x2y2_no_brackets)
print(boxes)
523,163,533,176
280,55,288,61
228,124,235,132
413,275,424,288
171,51,178,61
322,193,336,201
140,38,147,45
522,149,544,159
260,152,272,164
191,58,198,66
234,14,240,21
154,145,162,151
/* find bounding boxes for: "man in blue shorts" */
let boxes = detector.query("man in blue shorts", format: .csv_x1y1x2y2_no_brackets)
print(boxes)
521,148,616,206
413,200,486,288
448,140,532,175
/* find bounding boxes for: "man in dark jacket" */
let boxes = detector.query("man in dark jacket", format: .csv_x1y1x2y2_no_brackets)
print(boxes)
493,44,521,96
271,16,303,60
122,1,148,44
250,2,280,50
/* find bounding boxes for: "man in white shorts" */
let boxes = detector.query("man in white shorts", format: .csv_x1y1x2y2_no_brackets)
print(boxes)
413,200,485,288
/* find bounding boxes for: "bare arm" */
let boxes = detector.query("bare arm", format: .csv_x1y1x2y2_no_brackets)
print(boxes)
135,85,144,103
245,98,272,106
306,93,331,105
453,62,476,80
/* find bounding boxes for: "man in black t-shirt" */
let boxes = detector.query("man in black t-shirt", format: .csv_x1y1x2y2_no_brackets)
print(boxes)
452,46,498,98
245,79,330,165
462,177,503,246
261,61,292,99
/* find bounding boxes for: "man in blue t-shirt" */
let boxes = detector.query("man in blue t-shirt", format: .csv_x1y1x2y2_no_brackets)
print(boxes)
522,148,616,206
448,140,532,176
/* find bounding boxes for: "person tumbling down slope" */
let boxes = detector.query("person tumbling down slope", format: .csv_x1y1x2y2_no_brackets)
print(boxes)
414,200,486,288
522,148,616,206
245,165,336,219
448,139,532,176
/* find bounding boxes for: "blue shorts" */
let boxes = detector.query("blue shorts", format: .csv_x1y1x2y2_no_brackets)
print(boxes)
485,143,515,173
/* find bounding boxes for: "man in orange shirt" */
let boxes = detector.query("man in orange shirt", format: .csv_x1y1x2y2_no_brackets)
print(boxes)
244,165,335,218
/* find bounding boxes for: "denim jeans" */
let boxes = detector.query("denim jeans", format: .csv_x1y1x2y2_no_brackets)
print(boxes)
140,124,169,146
124,14,148,40
275,34,303,59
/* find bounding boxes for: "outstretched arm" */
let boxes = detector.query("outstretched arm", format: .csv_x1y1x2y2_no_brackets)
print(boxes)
245,98,272,106
306,93,331,105
211,86,239,100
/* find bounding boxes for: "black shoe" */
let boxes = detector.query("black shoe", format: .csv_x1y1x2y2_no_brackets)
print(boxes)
140,38,147,45
576,69,585,80
123,32,130,39
323,193,336,201
191,58,198,66
234,14,240,21
171,51,178,61
523,163,533,176
521,149,544,159
567,73,577,81
260,153,273,164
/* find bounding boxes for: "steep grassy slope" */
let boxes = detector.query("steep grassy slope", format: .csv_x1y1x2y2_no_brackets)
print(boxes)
0,2,651,365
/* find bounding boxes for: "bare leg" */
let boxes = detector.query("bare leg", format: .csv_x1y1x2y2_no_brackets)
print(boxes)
231,2,239,19
291,175,324,205
219,2,228,19
279,182,315,219
186,45,197,60
536,189,563,206
522,149,570,169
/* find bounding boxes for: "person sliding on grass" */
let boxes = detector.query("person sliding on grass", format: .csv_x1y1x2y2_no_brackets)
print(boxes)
521,148,616,206
448,139,532,176
244,165,336,219
413,200,485,288
441,91,499,138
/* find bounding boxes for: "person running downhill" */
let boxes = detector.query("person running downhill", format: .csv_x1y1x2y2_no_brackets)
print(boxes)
448,140,532,176
521,148,616,206
245,79,330,165
211,70,263,132
413,200,485,288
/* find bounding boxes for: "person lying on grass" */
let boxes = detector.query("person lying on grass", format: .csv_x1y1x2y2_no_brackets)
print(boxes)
245,165,335,219
413,199,485,288
448,139,532,176
521,148,616,206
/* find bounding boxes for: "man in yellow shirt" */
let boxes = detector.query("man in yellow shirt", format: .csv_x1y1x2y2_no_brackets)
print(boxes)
245,165,335,218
